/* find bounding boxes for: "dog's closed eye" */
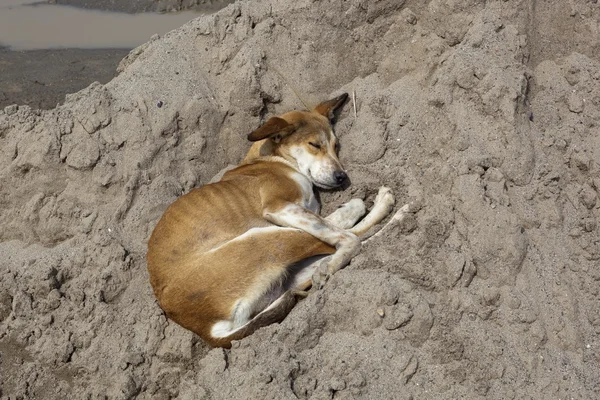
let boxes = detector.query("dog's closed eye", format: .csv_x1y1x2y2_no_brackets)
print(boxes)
309,142,321,150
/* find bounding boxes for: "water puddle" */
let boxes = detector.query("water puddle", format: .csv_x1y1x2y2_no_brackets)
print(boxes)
0,0,202,50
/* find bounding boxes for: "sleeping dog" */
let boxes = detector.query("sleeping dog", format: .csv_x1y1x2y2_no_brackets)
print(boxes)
147,94,397,347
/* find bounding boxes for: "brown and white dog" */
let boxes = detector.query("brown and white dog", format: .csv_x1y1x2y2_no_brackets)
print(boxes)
147,94,396,347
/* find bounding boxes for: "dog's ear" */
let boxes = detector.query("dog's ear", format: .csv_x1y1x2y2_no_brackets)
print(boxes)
313,93,349,121
247,117,296,142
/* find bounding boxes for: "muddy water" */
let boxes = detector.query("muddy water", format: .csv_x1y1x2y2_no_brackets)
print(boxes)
0,0,202,50
0,0,209,109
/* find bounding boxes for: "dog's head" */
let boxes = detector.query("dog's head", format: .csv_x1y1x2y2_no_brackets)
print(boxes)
247,94,349,189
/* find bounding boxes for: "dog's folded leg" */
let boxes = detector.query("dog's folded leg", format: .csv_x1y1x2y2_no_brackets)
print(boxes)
263,202,361,286
311,256,334,289
264,189,398,291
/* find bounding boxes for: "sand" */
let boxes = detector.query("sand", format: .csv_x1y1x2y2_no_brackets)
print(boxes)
1,0,599,399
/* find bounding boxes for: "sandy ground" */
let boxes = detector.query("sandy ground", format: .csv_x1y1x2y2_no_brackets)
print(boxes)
0,48,129,110
1,0,600,399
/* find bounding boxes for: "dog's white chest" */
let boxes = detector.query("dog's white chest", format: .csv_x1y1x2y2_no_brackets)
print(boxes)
305,192,320,213
292,172,320,213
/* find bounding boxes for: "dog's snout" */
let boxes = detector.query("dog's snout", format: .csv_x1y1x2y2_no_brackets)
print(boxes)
334,171,348,185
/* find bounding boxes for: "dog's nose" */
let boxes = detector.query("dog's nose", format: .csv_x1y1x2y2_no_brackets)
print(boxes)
334,171,348,185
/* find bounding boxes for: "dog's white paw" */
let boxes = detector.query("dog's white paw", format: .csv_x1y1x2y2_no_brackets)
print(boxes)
344,198,366,209
343,198,367,217
326,198,366,229
374,186,395,210
311,271,330,290
311,258,332,290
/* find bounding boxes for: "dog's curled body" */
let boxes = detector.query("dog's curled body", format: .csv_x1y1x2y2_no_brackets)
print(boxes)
147,94,396,347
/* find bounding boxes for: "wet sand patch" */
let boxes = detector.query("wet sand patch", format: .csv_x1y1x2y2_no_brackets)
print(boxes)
0,48,129,109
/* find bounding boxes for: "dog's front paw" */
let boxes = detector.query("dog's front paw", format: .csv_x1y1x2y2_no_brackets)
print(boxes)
311,271,330,290
374,186,395,210
343,198,367,216
311,260,331,290
291,289,309,299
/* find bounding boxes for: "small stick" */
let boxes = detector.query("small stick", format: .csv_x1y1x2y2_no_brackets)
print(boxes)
352,89,357,118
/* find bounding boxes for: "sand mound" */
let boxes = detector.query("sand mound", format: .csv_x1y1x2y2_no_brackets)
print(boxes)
1,0,599,398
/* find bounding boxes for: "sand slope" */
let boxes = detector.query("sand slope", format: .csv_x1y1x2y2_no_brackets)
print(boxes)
1,0,599,398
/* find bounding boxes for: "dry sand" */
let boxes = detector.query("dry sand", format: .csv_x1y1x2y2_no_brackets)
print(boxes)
1,0,600,399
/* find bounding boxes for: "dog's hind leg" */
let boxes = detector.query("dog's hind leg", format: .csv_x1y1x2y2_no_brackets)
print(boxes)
209,268,291,344
206,226,335,347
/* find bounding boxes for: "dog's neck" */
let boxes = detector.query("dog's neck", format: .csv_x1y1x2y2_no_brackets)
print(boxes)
258,155,297,171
